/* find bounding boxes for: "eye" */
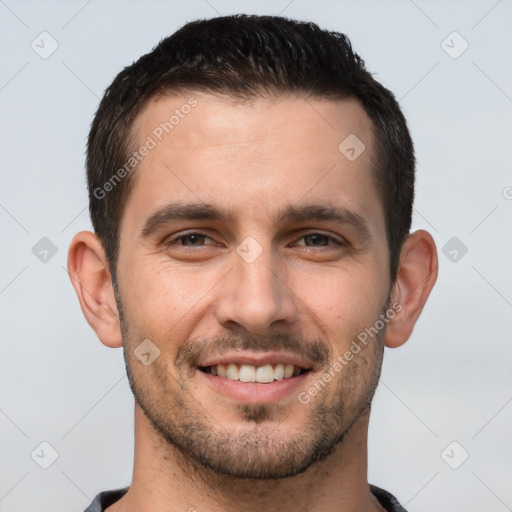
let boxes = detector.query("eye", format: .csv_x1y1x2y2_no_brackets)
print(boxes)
162,231,346,251
165,232,215,247
294,233,345,248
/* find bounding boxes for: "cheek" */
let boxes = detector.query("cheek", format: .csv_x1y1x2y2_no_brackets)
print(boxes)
121,261,220,343
292,265,387,351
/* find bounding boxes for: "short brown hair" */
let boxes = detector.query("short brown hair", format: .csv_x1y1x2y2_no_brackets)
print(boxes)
87,14,415,282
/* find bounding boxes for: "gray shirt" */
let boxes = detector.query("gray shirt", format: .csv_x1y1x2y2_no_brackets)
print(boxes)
83,485,408,511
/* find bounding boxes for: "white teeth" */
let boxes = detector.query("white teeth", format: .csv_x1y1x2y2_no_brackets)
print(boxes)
226,363,239,380
274,363,284,380
206,363,306,383
239,364,256,382
255,364,274,383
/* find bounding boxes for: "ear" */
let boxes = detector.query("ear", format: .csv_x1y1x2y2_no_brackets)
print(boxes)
67,231,123,348
385,230,438,348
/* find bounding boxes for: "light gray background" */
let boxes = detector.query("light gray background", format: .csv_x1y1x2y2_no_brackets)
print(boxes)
1,1,511,511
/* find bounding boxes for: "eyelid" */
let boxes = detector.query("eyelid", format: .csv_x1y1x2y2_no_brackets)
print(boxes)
290,231,346,247
164,230,218,247
164,230,347,248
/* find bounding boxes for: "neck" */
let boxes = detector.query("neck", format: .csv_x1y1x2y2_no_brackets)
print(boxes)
107,404,384,512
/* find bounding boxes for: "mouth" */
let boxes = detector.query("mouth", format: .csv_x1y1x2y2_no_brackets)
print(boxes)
195,354,315,404
199,363,311,383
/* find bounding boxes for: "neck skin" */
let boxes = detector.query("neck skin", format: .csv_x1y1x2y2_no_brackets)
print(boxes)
107,404,385,512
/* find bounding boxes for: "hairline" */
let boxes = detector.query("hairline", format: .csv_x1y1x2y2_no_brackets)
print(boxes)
109,87,391,280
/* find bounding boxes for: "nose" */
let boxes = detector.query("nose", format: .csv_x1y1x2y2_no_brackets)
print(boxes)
215,247,299,335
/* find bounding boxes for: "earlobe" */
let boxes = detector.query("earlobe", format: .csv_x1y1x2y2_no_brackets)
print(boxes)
385,230,438,348
67,231,123,348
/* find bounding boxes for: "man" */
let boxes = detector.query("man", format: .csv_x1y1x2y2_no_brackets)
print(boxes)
68,14,437,512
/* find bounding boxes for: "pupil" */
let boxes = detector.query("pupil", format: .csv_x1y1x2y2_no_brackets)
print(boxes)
183,234,203,245
307,234,327,246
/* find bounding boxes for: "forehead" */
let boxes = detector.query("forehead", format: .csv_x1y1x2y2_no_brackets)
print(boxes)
122,92,383,235
132,92,374,158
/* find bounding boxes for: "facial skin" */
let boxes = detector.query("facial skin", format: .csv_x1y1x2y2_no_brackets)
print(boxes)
68,93,438,512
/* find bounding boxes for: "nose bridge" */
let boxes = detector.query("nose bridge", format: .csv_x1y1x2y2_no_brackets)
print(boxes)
239,250,279,304
215,241,297,334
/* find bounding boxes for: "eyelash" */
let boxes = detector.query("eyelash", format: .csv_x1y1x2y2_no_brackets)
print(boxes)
163,231,346,249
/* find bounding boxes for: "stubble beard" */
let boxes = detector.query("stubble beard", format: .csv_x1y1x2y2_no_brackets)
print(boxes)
118,297,386,481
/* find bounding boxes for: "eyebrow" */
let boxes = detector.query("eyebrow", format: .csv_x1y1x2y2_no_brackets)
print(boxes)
140,202,234,237
140,201,372,240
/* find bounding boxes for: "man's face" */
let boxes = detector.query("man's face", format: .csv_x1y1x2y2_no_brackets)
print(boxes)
115,93,392,479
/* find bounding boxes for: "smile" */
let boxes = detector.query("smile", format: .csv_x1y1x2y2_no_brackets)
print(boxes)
199,363,310,383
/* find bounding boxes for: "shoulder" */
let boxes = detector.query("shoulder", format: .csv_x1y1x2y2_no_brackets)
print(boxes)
370,484,408,512
82,487,129,512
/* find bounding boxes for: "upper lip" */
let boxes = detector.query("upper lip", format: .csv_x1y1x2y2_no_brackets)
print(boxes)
199,351,316,370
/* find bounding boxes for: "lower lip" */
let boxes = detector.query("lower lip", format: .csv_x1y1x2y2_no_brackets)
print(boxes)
198,370,311,403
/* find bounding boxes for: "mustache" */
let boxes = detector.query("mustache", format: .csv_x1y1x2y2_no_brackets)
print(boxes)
176,332,331,370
